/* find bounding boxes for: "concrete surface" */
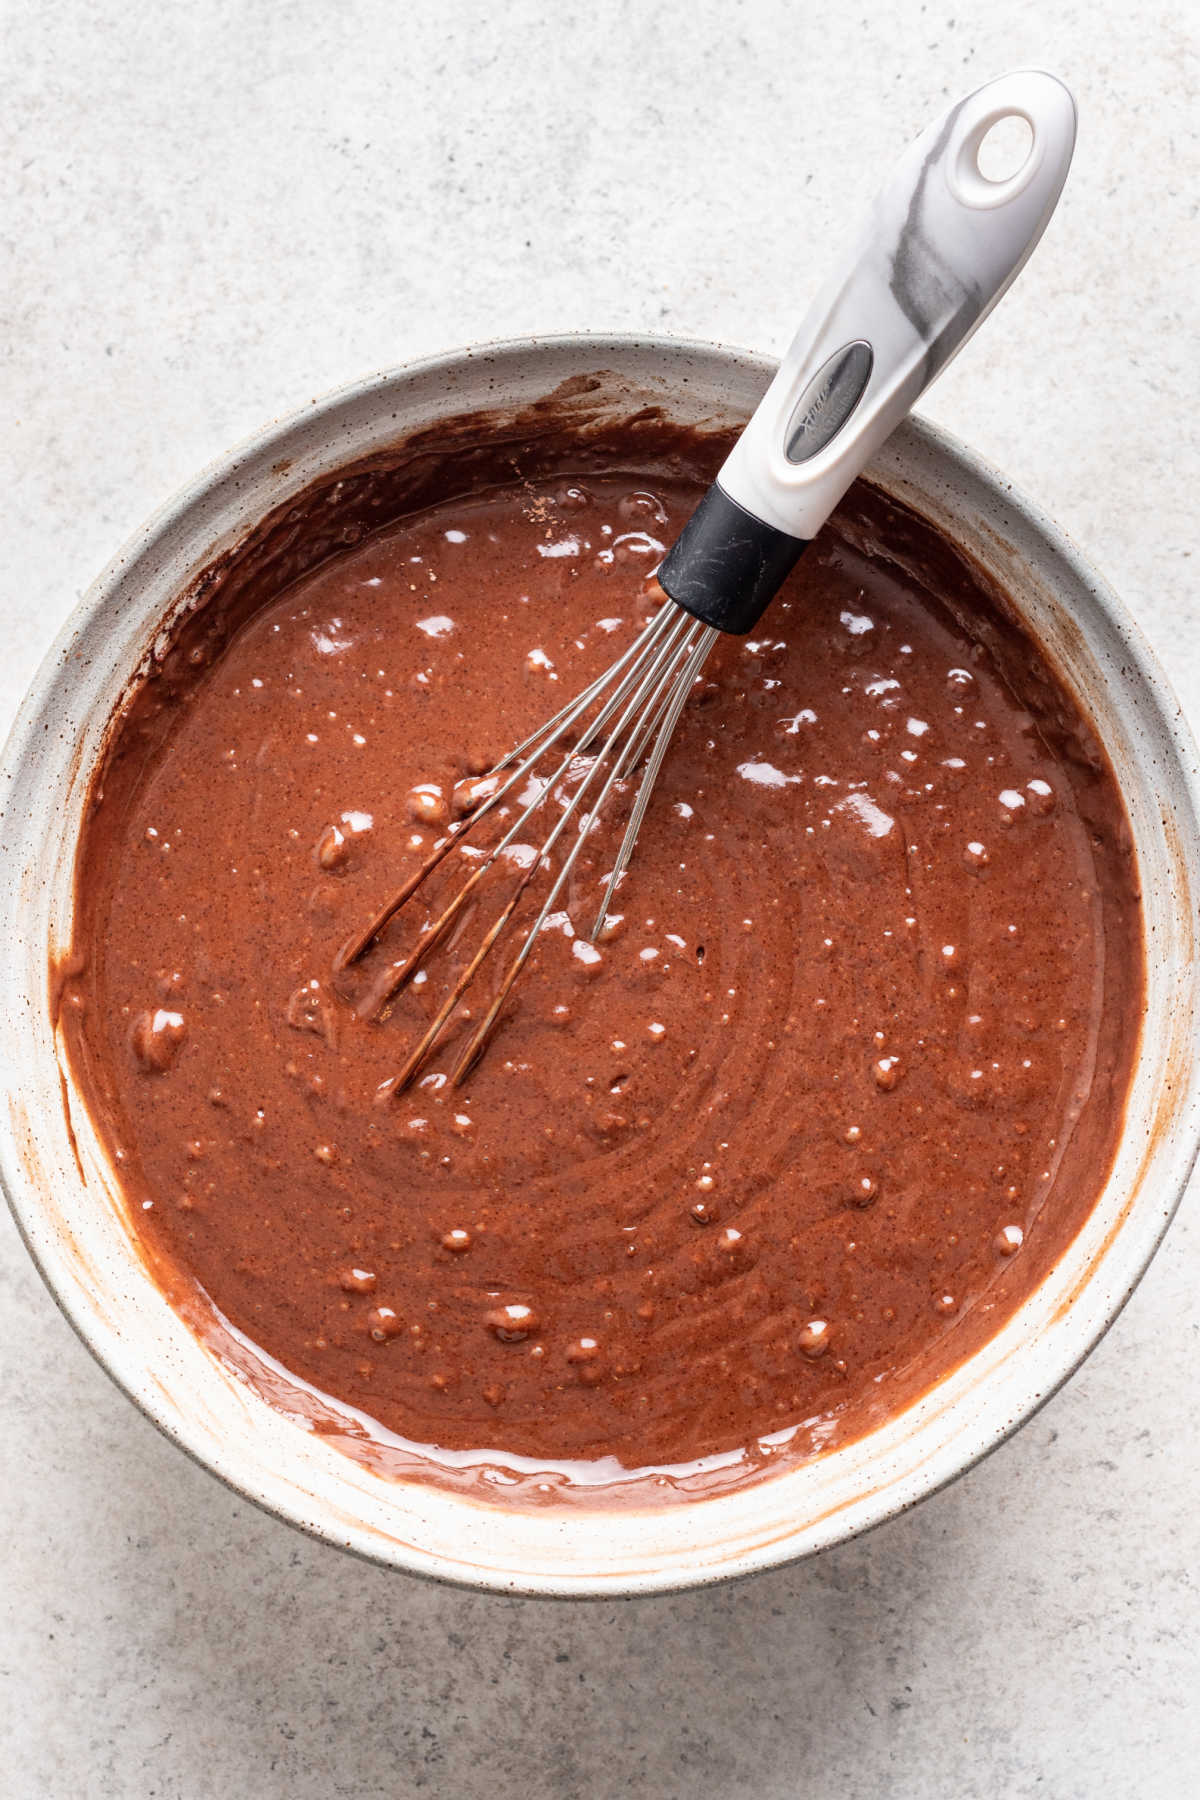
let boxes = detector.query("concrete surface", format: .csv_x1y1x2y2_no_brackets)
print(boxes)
2,2,1197,1795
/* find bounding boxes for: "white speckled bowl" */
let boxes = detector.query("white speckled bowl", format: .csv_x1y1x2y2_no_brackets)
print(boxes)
2,336,1198,1596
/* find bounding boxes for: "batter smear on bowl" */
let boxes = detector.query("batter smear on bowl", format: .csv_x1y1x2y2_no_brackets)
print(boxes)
59,427,1143,1501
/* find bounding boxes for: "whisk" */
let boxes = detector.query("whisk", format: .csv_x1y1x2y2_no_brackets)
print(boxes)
340,70,1076,1089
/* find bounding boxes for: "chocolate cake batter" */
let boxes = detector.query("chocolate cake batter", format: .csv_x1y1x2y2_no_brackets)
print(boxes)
60,415,1142,1503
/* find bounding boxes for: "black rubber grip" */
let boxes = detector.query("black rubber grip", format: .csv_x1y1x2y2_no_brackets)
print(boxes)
656,481,809,635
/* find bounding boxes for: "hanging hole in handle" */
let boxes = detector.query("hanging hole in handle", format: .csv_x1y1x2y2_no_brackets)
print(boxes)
953,108,1039,209
976,113,1034,182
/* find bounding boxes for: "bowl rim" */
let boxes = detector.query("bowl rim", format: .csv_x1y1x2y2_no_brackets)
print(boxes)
3,330,1199,1598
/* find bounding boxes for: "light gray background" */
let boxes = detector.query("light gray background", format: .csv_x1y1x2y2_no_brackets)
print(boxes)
3,3,1197,1795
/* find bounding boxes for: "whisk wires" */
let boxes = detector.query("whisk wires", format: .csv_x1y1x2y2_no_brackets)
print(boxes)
337,596,717,1090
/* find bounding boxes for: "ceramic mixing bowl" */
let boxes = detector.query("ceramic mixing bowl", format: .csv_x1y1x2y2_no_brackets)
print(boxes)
2,336,1197,1595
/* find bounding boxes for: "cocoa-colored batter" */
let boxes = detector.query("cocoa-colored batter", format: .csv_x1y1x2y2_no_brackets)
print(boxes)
60,416,1143,1503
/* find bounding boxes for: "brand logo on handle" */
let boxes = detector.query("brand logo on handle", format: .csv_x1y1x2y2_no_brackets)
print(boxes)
785,340,874,464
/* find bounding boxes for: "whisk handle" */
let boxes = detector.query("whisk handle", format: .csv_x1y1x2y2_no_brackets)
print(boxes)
658,69,1076,635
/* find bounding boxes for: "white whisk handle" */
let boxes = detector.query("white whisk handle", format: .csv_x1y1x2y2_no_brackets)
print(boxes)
659,69,1076,633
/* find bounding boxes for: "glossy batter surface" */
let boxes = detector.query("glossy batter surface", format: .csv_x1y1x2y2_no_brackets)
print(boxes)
63,455,1142,1500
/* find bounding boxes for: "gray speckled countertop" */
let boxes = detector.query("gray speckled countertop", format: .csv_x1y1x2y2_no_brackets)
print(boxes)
3,3,1198,1794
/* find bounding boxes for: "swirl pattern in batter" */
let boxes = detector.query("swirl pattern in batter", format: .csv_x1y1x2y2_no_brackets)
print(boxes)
61,450,1142,1501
